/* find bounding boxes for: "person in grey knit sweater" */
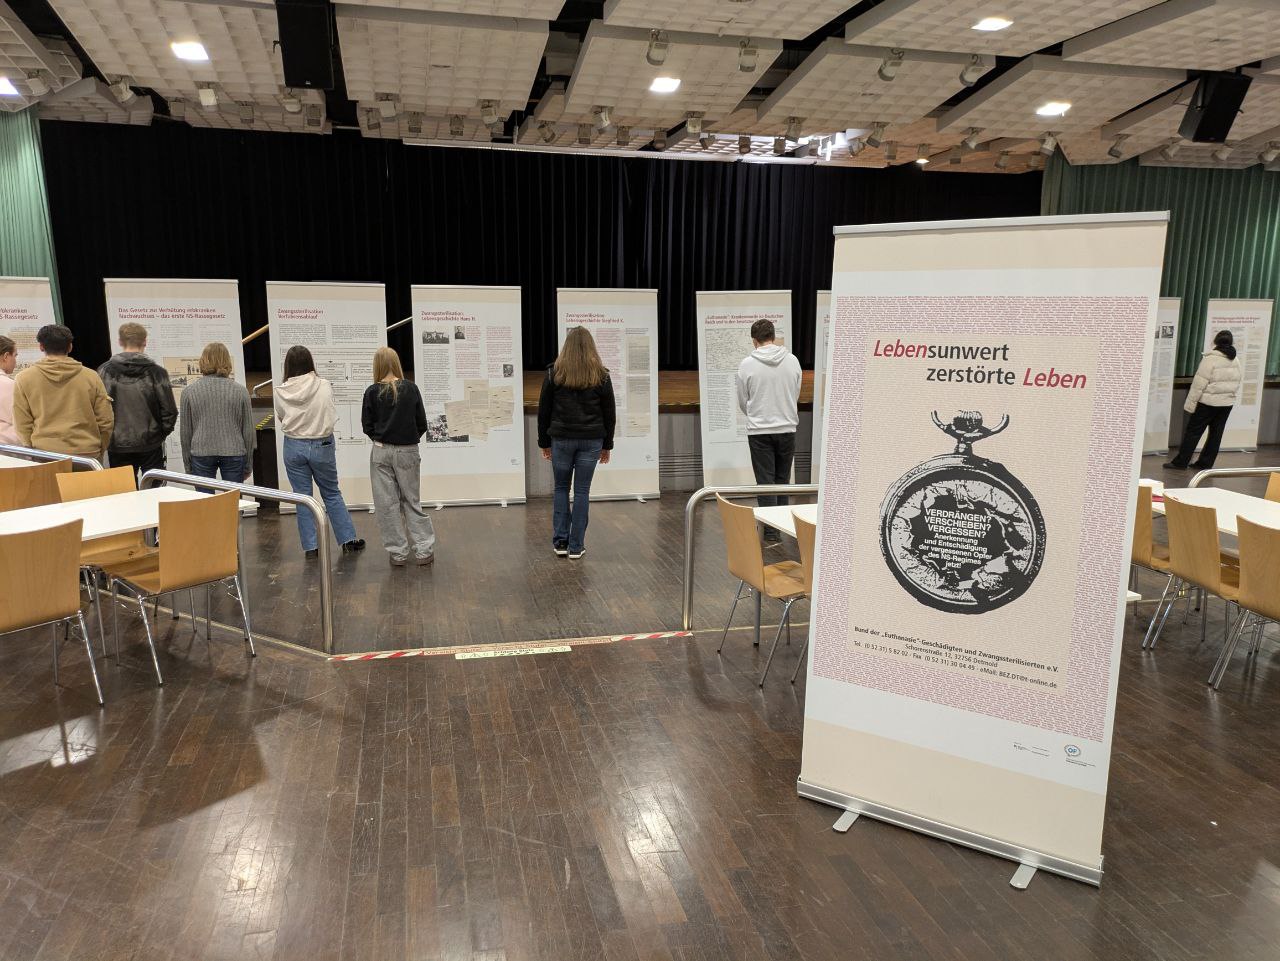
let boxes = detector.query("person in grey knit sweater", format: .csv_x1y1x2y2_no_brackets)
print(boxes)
180,342,256,482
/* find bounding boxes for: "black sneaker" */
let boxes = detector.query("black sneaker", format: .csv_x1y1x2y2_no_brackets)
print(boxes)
342,539,366,553
1162,462,1188,470
553,541,568,557
304,549,319,560
569,546,586,560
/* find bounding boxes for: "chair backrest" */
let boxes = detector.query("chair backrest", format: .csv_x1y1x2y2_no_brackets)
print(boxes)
0,520,84,634
1237,516,1280,622
1164,497,1224,592
1265,472,1280,504
157,491,240,592
794,511,816,595
716,495,765,591
0,460,71,512
1132,485,1155,567
57,465,136,502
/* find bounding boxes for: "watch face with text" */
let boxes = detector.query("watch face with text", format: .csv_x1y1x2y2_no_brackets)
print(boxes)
879,411,1046,614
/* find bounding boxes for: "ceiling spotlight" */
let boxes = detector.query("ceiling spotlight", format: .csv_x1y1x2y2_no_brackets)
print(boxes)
25,72,49,97
773,136,786,155
866,121,887,148
538,122,556,144
480,100,499,126
1028,152,1044,170
1212,144,1232,162
238,103,254,125
883,141,898,162
646,29,669,67
700,132,714,149
1107,134,1128,159
1159,140,1180,161
916,143,930,164
1260,142,1280,163
962,127,982,150
1036,100,1071,118
738,134,751,155
653,130,667,151
594,105,613,131
995,150,1010,170
959,56,985,87
1039,132,1057,155
649,76,680,94
282,93,302,114
197,84,217,109
0,77,19,97
405,111,422,135
305,103,323,128
785,116,803,140
848,137,864,156
617,125,631,146
376,94,397,119
170,40,209,62
877,48,905,82
578,123,592,145
972,16,1013,31
450,115,464,137
170,98,187,119
949,146,962,165
686,112,703,135
365,107,380,131
111,78,136,104
738,39,758,74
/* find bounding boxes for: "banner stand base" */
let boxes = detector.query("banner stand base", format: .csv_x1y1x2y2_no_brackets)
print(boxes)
797,778,1103,888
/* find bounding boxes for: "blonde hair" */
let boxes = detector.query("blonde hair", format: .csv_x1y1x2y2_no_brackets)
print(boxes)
553,326,607,389
118,322,148,349
373,346,405,401
198,342,234,376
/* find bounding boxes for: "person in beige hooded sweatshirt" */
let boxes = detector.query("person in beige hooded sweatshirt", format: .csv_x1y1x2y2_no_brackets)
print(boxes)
13,324,113,459
1165,328,1242,470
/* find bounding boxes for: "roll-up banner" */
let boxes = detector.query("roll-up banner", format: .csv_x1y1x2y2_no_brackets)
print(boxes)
802,213,1168,887
266,282,386,508
410,285,525,506
695,290,793,488
104,279,246,470
0,276,56,373
1200,299,1273,451
811,290,832,481
1143,298,1179,454
555,289,660,500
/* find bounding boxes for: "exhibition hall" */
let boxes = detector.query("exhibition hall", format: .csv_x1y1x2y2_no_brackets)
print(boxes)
2,0,1280,957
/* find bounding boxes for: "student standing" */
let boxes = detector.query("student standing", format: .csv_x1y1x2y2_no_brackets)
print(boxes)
98,322,177,479
0,335,17,445
735,319,801,542
537,326,615,559
274,345,365,558
1165,329,1242,471
13,324,113,459
180,342,256,482
361,347,434,567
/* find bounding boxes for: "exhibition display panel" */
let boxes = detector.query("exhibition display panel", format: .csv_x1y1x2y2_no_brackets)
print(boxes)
1143,298,1179,455
0,276,56,372
1201,299,1273,451
811,290,832,480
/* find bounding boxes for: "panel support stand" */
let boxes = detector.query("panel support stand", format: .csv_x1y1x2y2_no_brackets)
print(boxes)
1010,864,1037,889
832,810,859,833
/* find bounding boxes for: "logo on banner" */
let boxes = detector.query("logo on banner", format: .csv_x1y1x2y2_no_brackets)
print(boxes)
879,411,1047,615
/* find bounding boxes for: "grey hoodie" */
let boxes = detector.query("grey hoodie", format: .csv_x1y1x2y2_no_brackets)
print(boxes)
274,372,337,439
735,343,801,434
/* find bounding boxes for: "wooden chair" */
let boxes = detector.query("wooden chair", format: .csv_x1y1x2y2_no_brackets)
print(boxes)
101,491,255,686
1265,473,1280,504
787,512,817,685
0,460,71,511
1133,485,1174,645
1208,517,1280,689
714,496,806,684
1146,498,1239,651
57,467,158,654
0,520,103,704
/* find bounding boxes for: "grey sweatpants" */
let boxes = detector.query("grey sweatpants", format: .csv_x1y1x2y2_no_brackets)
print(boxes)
370,443,436,560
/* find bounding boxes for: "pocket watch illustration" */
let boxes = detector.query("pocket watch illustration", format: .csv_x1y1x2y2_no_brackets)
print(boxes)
879,411,1046,614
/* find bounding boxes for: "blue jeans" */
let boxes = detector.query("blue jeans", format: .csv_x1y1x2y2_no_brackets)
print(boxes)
190,453,248,483
282,435,358,550
551,438,602,553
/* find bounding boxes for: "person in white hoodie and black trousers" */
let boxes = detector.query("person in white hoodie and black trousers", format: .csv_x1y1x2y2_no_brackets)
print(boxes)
1165,329,1243,471
736,319,802,542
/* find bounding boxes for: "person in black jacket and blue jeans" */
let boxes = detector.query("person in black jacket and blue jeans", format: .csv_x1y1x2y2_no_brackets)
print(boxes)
97,322,177,480
537,326,616,559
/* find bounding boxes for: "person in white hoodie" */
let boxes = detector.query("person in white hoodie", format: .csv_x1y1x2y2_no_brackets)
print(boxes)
274,346,365,558
1165,329,1242,471
736,319,802,541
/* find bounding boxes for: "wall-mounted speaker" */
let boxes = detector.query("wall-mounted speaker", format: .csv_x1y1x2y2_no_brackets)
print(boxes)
1178,72,1252,143
276,0,334,91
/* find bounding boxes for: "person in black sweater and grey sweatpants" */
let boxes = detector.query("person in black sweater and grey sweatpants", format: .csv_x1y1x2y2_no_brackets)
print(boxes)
362,347,434,567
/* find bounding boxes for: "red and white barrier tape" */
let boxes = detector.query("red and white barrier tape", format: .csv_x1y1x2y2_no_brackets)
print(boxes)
328,630,693,662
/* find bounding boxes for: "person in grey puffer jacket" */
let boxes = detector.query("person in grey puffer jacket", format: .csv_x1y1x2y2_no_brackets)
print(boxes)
1165,329,1242,470
97,322,177,479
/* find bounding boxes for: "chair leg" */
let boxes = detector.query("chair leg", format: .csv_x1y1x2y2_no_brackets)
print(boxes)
1250,618,1266,657
205,584,212,639
50,624,59,686
790,635,809,684
233,575,256,657
91,575,107,658
758,599,793,688
1147,578,1182,650
1209,610,1248,689
77,613,104,705
1142,577,1176,649
189,589,198,635
1201,592,1208,645
136,594,164,687
718,581,746,654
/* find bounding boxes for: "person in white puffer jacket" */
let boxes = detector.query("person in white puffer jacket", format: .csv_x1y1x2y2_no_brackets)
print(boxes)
1165,329,1242,470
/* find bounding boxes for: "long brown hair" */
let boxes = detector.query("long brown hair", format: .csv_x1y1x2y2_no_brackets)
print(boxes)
553,326,607,389
372,346,405,401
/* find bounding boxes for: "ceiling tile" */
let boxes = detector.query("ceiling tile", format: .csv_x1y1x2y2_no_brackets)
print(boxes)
1138,121,1280,167
1234,73,1280,141
36,76,151,123
1058,82,1192,164
0,1,82,110
339,0,565,16
602,0,852,42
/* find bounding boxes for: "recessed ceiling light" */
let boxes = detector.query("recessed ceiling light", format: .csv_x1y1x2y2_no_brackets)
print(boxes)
649,76,680,93
0,77,18,96
170,41,209,62
915,157,929,165
972,17,1013,31
1036,101,1071,118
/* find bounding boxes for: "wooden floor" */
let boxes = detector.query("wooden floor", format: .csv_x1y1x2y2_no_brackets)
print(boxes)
1,453,1279,960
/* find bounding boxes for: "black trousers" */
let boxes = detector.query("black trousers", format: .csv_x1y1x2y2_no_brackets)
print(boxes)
748,432,795,510
108,446,166,483
1170,403,1232,469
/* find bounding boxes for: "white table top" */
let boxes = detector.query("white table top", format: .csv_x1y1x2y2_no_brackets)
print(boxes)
754,503,818,538
0,488,255,540
0,453,39,469
1154,487,1280,538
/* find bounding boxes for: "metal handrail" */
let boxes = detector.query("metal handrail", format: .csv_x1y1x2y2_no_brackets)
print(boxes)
387,315,412,333
139,468,336,653
0,442,103,471
682,483,819,630
250,379,273,397
1189,467,1278,489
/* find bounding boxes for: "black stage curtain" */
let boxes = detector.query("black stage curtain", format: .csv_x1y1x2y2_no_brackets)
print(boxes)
39,120,1041,371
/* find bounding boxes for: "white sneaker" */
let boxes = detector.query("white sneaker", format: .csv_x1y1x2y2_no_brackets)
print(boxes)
554,542,569,557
